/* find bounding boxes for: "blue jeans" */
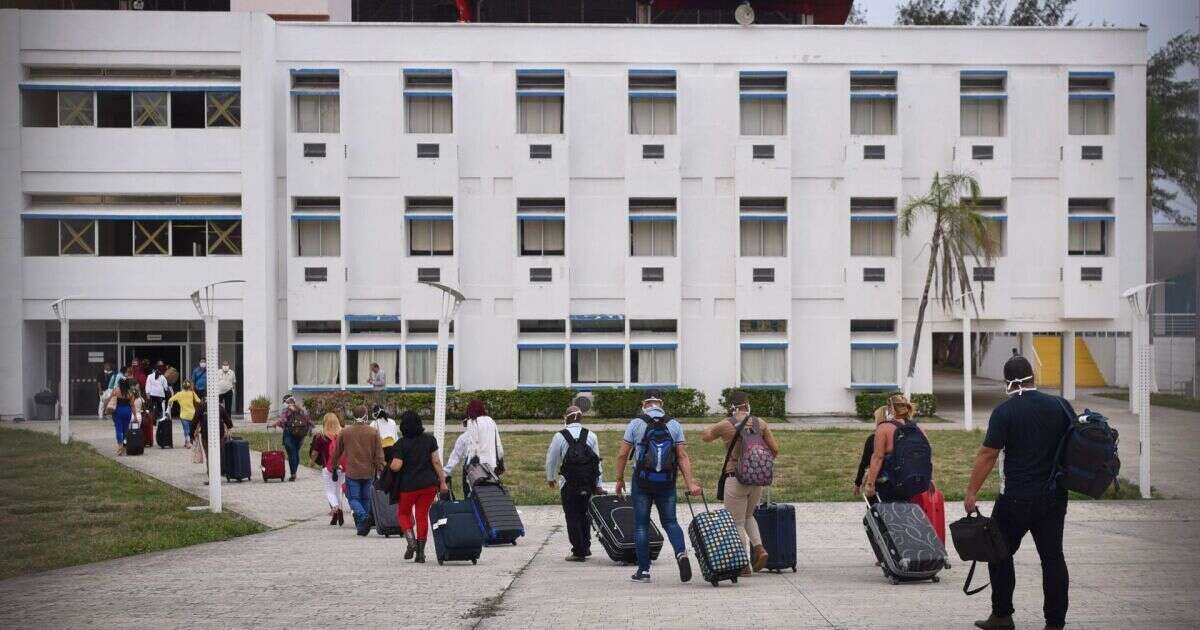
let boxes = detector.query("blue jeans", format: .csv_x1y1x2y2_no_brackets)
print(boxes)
282,432,303,476
631,482,687,573
180,419,193,442
345,477,373,530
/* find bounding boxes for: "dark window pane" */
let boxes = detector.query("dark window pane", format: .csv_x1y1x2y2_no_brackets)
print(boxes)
96,91,131,128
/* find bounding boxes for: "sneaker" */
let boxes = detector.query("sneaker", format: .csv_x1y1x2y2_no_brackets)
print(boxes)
630,571,651,583
565,554,586,562
676,552,692,583
974,615,1015,630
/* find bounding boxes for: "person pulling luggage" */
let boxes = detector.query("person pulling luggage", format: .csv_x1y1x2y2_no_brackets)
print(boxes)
167,381,203,449
270,394,312,481
701,390,779,575
964,355,1073,630
545,404,604,562
332,405,385,536
861,394,932,503
371,405,400,462
613,390,701,584
388,410,448,563
444,400,505,496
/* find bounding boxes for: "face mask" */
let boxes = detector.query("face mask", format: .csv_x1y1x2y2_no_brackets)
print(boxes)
1006,375,1035,396
199,362,206,368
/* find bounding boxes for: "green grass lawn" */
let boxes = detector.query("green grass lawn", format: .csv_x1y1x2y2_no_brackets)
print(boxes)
0,427,265,580
239,428,1144,506
1095,391,1200,413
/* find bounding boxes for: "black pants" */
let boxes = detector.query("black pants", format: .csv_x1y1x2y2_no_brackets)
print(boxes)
219,391,234,415
989,492,1069,628
560,486,593,557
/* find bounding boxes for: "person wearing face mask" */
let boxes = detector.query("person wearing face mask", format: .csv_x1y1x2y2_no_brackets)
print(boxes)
331,405,385,536
965,355,1074,630
271,394,312,481
97,362,115,418
191,359,208,400
215,361,237,415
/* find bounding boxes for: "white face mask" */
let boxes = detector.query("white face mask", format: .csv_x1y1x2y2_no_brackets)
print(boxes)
1006,375,1035,396
199,362,206,368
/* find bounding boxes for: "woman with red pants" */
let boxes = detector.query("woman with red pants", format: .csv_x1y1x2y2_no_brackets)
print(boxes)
389,410,448,563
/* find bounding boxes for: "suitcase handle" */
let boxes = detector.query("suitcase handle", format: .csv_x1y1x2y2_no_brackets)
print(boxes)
682,486,711,519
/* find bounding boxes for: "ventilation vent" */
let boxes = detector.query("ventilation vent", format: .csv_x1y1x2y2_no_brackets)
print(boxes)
1080,267,1103,282
417,143,440,159
863,145,885,160
752,144,775,159
529,267,552,282
973,267,996,282
642,144,666,160
304,267,327,282
303,143,326,158
752,268,775,283
417,267,441,282
641,267,664,282
1081,145,1103,160
863,267,886,282
529,144,552,159
971,145,994,160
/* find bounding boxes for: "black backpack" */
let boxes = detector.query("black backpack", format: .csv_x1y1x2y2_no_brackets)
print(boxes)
1049,403,1120,498
559,428,600,489
879,421,933,500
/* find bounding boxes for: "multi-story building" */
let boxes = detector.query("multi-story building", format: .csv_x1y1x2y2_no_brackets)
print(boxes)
0,9,1147,417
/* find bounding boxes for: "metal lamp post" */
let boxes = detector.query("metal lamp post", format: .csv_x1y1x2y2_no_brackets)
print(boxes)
956,291,976,431
422,281,465,458
1123,282,1163,500
191,280,245,513
49,297,77,445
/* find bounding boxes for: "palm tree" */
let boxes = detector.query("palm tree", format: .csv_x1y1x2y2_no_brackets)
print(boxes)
899,172,1001,395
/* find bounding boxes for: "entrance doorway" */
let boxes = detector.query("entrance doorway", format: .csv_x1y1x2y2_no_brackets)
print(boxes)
123,345,185,381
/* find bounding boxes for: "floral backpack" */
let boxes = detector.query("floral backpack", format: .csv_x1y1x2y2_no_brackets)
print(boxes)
734,417,774,487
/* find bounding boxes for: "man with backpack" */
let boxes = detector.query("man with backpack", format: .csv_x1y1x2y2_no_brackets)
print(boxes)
964,355,1073,630
545,405,603,562
613,390,701,584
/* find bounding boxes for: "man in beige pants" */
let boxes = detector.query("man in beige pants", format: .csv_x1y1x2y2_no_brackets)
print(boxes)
702,390,779,575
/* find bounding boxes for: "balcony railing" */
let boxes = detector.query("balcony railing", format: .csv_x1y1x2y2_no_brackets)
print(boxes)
1153,313,1196,338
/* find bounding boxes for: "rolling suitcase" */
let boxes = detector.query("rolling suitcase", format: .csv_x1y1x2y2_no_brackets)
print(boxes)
471,482,525,545
685,490,748,587
142,410,155,448
260,429,286,483
588,494,663,564
156,416,174,449
429,487,484,565
223,437,252,482
124,416,145,456
911,484,947,545
371,486,402,537
862,495,947,584
753,496,797,573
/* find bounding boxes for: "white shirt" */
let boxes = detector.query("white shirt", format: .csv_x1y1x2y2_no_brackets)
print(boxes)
145,373,168,398
445,415,504,474
545,423,603,486
371,418,398,445
215,368,236,395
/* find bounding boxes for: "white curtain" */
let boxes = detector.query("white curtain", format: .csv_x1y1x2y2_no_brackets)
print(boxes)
406,349,434,385
851,100,872,135
850,347,896,385
432,221,453,254
319,95,340,133
1069,221,1104,254
985,221,1005,256
542,221,564,253
519,348,564,385
355,349,397,386
597,349,622,382
521,220,543,253
630,98,675,135
575,349,596,382
635,348,675,384
851,221,894,257
297,96,320,132
518,96,563,134
298,221,338,257
632,221,676,256
296,350,339,385
740,99,786,135
741,347,786,384
961,100,1003,137
741,221,787,257
1069,100,1110,135
407,96,453,134
409,220,451,255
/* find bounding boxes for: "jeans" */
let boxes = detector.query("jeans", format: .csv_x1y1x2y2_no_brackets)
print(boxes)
282,432,303,476
398,485,439,541
989,492,1069,628
181,419,193,443
344,477,373,530
560,486,593,557
631,482,687,573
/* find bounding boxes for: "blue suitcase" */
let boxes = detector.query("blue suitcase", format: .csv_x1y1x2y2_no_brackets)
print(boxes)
430,488,484,565
471,482,525,545
754,500,797,572
222,437,252,482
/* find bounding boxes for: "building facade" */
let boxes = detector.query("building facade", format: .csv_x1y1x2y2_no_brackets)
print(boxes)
0,10,1147,417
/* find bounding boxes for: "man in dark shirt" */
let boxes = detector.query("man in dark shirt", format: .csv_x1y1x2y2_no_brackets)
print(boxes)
965,355,1074,630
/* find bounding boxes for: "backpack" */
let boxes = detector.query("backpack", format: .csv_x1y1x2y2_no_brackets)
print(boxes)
634,414,678,491
285,412,310,438
559,428,601,490
735,419,774,487
879,421,933,500
1049,403,1120,499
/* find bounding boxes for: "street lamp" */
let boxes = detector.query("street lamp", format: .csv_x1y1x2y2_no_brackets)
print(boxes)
49,296,78,445
1123,282,1163,500
421,281,465,457
191,280,245,513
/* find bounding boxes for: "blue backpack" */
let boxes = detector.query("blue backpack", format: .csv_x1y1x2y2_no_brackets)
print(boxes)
634,414,678,491
879,421,933,500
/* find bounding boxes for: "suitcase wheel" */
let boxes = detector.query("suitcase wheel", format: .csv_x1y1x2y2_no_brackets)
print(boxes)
944,561,952,570
930,576,939,584
471,559,477,565
791,566,797,573
889,576,900,585
511,541,517,546
730,576,738,584
438,559,444,566
710,580,719,587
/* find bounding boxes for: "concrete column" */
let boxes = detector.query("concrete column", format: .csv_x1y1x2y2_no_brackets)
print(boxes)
0,13,25,419
1062,330,1076,400
962,312,973,430
1019,332,1034,358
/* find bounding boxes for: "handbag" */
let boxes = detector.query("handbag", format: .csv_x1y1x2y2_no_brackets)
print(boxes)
192,440,206,465
716,416,750,501
949,508,1012,595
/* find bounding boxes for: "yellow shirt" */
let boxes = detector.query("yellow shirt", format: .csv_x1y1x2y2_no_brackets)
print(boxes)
168,391,202,421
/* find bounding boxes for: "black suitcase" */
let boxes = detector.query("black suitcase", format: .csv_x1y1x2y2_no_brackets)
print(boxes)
471,483,525,545
754,500,797,572
156,418,174,448
222,438,252,482
862,495,947,584
588,494,662,564
429,489,484,565
371,486,402,537
124,417,145,456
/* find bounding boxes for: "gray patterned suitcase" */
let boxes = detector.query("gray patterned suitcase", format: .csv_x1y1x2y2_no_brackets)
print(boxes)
862,495,947,584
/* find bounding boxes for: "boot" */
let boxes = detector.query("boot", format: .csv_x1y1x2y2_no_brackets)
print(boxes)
336,509,344,526
974,615,1015,630
403,530,417,560
751,544,769,572
414,540,426,564
329,510,338,526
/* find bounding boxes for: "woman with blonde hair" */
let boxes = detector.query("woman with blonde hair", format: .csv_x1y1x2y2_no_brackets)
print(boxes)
309,412,346,526
861,394,931,502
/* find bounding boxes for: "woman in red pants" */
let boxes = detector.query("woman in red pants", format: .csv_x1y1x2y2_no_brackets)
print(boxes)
389,410,448,563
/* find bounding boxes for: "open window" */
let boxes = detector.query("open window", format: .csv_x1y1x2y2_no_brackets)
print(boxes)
629,198,676,256
629,70,676,135
21,90,58,127
170,91,205,128
516,69,564,134
347,348,399,387
740,71,787,136
96,91,131,128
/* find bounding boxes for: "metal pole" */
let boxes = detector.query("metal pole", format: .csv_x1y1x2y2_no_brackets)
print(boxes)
205,313,222,512
1138,330,1152,499
962,306,972,430
433,313,450,461
59,314,70,444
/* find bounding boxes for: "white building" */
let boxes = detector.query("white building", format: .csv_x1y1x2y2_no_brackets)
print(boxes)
0,10,1147,417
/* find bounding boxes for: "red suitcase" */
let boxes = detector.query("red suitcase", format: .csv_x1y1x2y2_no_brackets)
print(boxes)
911,483,947,544
142,410,156,448
261,429,287,482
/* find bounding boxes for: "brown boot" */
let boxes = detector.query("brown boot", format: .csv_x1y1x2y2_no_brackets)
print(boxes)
751,544,769,572
974,615,1015,630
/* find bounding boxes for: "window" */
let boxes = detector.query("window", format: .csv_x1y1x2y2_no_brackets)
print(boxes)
630,319,677,333
408,320,454,334
96,91,131,128
519,347,565,385
1068,73,1113,136
629,70,676,135
1068,221,1108,256
22,220,57,255
58,220,95,255
294,197,340,212
983,219,1006,257
405,69,453,134
631,347,676,384
739,198,787,257
519,319,565,334
132,92,168,127
518,198,565,256
134,220,169,255
850,72,896,135
851,345,897,386
171,221,207,257
296,94,340,133
849,198,896,257
296,320,341,334
629,198,676,257
960,71,1006,137
347,319,402,334
170,91,205,128
517,70,564,134
571,317,624,334
96,220,132,256
850,319,895,333
740,319,786,334
571,348,623,384
405,347,453,387
296,220,341,257
207,220,241,255
407,197,454,256
206,91,240,127
740,71,787,136
21,91,57,127
348,349,398,387
294,349,340,386
57,91,94,127
26,66,240,80
740,346,786,384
